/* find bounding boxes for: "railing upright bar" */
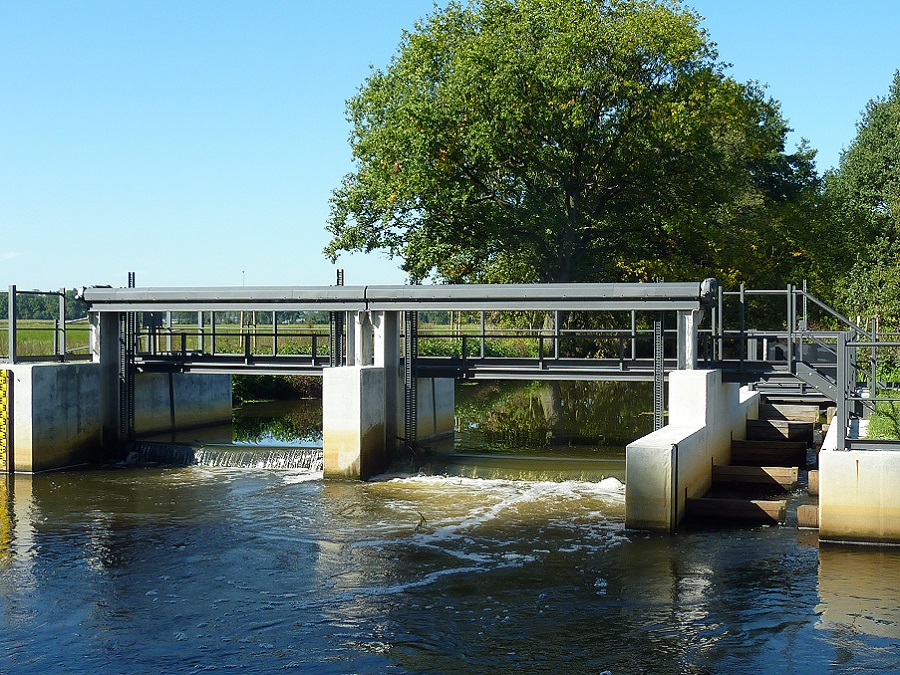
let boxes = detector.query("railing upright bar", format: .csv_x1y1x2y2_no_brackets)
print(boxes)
8,285,16,364
717,284,723,361
837,331,848,451
739,283,745,369
630,310,637,362
786,284,793,372
554,310,561,360
59,287,66,360
480,311,485,359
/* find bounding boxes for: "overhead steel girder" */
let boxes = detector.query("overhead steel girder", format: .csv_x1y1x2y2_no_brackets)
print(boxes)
79,285,369,313
80,279,717,314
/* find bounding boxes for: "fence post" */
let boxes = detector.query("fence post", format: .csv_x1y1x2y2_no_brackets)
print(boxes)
7,285,15,364
59,287,67,360
786,284,793,373
836,331,848,451
738,283,745,369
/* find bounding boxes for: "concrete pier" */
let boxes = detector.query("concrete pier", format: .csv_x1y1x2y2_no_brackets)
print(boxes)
322,309,454,479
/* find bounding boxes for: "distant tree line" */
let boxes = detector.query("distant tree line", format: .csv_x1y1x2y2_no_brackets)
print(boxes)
0,289,88,320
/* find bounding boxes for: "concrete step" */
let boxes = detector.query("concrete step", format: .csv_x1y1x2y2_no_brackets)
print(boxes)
731,439,808,467
712,464,798,489
758,403,820,425
685,497,787,524
746,419,814,443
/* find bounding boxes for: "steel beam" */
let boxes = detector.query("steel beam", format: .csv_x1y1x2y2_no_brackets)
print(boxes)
81,280,717,314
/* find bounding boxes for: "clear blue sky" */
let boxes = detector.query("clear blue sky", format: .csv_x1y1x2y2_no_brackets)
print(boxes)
1,1,898,291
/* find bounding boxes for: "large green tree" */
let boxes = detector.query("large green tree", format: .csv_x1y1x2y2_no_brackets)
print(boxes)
829,71,900,327
326,0,816,284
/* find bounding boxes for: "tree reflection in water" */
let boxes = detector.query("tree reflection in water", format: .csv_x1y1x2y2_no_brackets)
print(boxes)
455,380,653,456
232,399,323,445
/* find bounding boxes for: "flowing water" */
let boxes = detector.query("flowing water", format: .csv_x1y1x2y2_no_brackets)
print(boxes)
1,382,899,673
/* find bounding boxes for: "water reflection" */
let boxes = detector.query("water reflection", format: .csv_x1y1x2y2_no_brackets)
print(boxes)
817,545,900,642
455,381,654,456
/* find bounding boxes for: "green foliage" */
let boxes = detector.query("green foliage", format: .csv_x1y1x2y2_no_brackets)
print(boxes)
232,375,322,404
868,391,900,441
837,236,900,329
326,0,818,286
824,71,900,322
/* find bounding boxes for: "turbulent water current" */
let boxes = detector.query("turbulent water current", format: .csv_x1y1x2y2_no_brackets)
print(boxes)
1,383,899,673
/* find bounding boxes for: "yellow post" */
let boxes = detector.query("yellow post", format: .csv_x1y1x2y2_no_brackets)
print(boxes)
0,370,10,472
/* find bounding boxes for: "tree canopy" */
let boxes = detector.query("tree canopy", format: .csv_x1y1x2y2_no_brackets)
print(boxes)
325,0,817,285
829,71,900,326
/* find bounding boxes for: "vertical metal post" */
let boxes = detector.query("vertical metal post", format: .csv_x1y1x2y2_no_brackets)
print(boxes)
58,287,66,360
653,313,664,431
211,313,217,354
198,311,205,353
272,311,277,356
554,310,561,360
836,331,848,451
630,310,637,362
717,284,723,362
7,285,16,364
786,284,793,372
480,311,485,359
738,283,745,369
404,309,418,444
871,316,878,397
166,311,172,353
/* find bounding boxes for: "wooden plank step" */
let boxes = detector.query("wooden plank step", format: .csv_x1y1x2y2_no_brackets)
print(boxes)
758,403,820,424
686,497,786,524
808,469,819,496
712,464,798,488
731,440,807,467
746,419,814,443
797,504,819,529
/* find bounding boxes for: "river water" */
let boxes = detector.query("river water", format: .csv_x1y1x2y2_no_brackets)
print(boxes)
2,382,899,673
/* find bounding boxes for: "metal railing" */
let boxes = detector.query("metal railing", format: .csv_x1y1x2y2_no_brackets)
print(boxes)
2,285,91,364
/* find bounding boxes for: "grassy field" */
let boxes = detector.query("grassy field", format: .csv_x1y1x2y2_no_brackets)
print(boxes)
1,315,629,361
0,319,91,359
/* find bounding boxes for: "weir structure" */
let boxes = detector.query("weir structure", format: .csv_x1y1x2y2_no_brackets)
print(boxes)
78,279,716,479
6,278,900,544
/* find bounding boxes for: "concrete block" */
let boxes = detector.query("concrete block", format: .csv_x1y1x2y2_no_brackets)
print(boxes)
323,366,388,479
819,448,900,544
6,363,102,472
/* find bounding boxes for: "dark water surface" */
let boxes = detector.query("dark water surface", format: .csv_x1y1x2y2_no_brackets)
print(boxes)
2,382,899,673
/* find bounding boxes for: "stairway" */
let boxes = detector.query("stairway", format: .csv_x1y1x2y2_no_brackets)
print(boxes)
685,400,818,525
